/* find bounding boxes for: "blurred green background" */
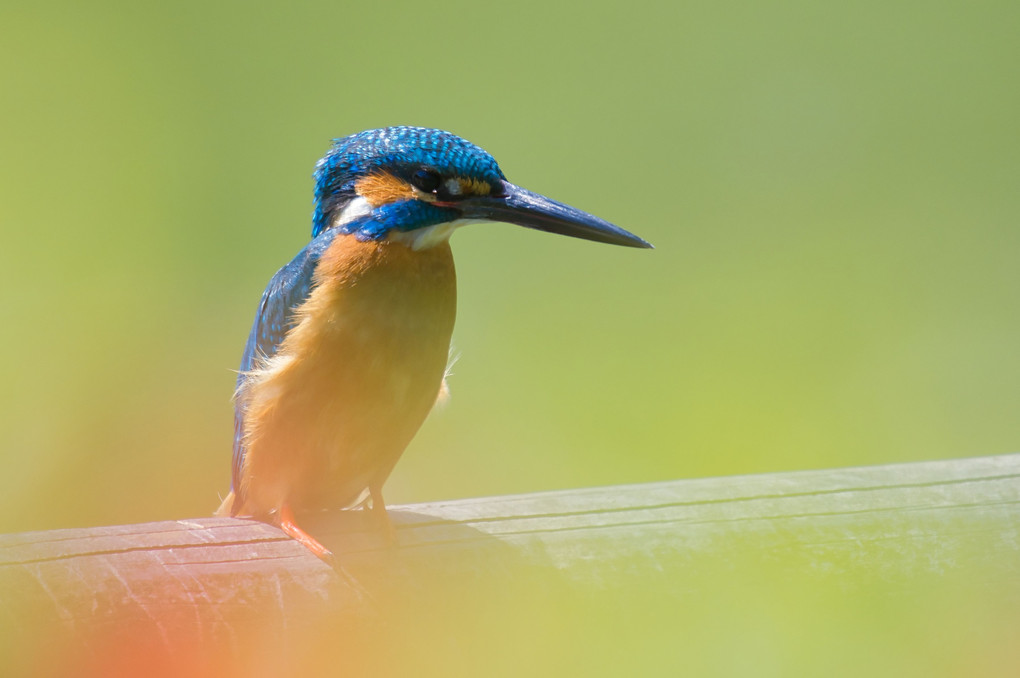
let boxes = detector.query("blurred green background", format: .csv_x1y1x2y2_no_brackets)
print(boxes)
1,0,1018,533
2,0,1019,675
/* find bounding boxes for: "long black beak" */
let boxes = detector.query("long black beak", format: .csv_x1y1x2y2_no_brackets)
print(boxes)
459,180,653,249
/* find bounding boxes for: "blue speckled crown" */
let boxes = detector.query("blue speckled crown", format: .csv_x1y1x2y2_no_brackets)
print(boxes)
312,126,506,237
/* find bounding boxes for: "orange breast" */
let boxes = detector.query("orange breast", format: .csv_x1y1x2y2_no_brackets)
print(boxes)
236,236,457,517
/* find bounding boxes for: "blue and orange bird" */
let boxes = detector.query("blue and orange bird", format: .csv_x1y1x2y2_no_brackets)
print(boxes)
216,126,651,560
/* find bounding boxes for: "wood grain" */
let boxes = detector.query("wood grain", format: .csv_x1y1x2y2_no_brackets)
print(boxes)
2,454,1018,677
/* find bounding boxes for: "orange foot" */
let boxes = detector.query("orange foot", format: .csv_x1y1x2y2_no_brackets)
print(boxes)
278,503,334,564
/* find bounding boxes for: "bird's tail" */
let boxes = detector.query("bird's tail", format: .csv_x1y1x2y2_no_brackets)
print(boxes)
214,490,236,517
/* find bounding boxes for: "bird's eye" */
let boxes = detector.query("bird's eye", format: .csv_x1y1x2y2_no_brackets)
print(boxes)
410,167,442,193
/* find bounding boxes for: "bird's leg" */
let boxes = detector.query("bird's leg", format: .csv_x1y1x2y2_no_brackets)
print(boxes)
369,483,397,546
278,502,334,564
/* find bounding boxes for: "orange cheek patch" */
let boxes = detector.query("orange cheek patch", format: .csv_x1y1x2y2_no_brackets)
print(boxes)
356,172,415,206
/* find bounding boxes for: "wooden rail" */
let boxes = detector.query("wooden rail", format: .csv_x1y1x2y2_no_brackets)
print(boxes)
2,454,1018,677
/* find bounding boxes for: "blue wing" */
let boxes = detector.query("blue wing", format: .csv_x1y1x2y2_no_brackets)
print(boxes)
231,227,342,504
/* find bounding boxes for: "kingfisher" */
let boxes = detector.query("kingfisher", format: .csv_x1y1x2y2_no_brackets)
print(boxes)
216,126,651,561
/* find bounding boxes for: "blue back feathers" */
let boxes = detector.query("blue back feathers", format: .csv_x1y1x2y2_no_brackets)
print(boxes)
311,126,506,238
232,226,343,488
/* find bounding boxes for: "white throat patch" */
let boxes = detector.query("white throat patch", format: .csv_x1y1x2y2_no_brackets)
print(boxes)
389,219,485,251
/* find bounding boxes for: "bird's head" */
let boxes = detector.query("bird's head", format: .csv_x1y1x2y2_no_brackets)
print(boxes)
311,126,651,250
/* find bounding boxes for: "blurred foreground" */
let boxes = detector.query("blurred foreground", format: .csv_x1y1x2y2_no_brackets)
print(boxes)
3,455,1017,677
